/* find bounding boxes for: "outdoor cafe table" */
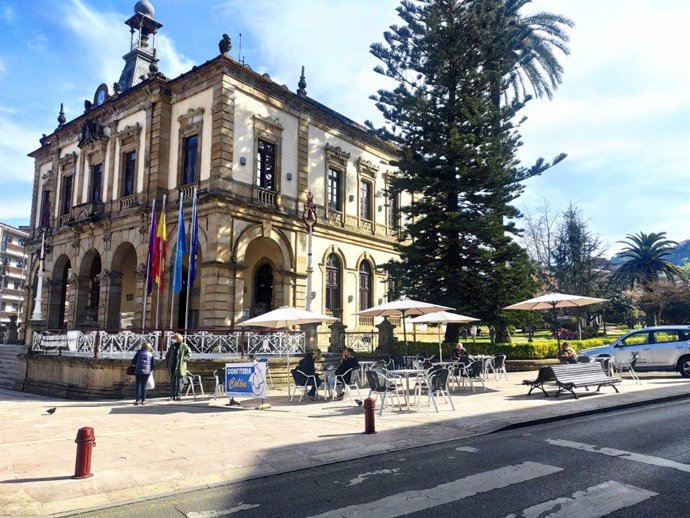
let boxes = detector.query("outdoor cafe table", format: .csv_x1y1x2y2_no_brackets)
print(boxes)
390,368,427,410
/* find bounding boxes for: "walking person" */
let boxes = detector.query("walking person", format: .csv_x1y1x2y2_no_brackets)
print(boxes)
166,333,191,400
470,325,477,344
131,342,156,405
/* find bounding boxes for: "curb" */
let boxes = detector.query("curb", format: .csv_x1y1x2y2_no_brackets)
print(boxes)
58,389,690,517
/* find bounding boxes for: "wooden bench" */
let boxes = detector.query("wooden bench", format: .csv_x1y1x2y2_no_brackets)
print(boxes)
550,363,621,399
522,366,556,396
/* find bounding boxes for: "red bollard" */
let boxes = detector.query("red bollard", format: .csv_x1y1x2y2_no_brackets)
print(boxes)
363,397,377,434
73,427,96,479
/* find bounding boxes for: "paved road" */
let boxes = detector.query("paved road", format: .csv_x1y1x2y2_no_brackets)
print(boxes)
69,399,690,518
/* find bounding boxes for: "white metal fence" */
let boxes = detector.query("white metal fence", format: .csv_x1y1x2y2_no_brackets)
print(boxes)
32,329,306,359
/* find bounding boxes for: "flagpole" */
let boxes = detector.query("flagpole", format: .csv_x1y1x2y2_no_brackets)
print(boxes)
184,187,197,333
154,194,167,330
141,199,156,330
169,192,180,331
169,246,177,330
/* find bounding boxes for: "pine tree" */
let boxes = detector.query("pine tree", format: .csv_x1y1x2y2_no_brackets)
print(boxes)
369,0,569,342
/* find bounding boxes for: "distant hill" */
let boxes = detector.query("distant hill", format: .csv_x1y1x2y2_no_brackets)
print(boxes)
667,239,690,266
610,239,690,267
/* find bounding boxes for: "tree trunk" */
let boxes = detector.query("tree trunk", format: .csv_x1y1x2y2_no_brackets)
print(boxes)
496,323,511,344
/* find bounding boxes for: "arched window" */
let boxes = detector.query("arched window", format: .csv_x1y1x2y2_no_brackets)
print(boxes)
359,261,372,311
325,254,342,313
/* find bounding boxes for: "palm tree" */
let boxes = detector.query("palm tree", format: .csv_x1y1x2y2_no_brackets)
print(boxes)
486,0,574,105
612,232,689,290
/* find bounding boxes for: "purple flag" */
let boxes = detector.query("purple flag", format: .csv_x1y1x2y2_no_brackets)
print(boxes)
146,200,158,295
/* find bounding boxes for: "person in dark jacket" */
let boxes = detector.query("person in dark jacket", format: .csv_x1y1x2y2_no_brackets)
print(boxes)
297,351,321,400
131,342,156,405
451,340,468,361
165,333,191,401
334,348,360,400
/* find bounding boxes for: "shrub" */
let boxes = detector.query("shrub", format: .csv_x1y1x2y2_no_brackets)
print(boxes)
403,337,614,361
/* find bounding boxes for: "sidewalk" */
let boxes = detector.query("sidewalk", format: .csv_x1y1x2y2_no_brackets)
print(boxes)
1,371,688,516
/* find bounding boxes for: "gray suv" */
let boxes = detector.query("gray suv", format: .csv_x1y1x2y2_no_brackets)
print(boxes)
579,326,690,377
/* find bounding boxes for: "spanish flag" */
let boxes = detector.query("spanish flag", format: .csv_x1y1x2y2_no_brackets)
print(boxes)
153,195,167,293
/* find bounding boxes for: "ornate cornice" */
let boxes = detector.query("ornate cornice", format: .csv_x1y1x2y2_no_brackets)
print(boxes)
356,157,379,179
59,152,78,173
116,123,142,142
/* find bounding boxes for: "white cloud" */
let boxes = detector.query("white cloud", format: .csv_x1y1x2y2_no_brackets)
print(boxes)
0,56,6,76
218,0,399,125
61,0,195,97
156,35,196,80
0,114,40,184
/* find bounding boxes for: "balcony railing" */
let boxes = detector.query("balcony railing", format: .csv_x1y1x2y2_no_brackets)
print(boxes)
360,219,373,232
326,209,343,225
119,195,137,212
71,201,105,222
358,316,374,327
180,184,195,201
31,329,306,359
345,332,377,353
256,186,277,206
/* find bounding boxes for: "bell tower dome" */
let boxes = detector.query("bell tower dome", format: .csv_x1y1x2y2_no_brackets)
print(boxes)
117,1,163,92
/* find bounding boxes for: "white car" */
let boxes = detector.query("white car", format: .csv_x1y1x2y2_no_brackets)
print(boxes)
579,325,690,377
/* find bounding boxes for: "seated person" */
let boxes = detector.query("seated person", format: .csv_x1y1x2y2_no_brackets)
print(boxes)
333,347,360,400
389,350,404,370
451,340,468,361
297,351,322,400
558,341,577,364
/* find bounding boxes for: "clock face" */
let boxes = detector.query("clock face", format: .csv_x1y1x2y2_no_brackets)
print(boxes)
94,84,108,106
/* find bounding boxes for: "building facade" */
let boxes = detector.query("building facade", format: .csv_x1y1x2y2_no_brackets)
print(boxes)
0,223,28,332
24,1,406,347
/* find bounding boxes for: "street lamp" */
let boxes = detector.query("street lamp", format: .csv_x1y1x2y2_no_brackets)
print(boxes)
30,229,46,321
302,191,317,312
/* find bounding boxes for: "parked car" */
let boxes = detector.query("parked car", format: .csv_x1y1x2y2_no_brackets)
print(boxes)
579,326,690,377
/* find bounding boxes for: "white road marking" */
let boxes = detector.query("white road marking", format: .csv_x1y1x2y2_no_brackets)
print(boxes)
455,446,480,452
307,461,563,518
348,468,400,486
547,438,690,473
505,480,657,518
187,503,260,518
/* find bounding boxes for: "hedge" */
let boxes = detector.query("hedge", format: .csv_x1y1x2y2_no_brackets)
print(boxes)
402,337,615,360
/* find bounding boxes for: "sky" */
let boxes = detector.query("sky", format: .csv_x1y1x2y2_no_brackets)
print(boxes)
0,0,688,255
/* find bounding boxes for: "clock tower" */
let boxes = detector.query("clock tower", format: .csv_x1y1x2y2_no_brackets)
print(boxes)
117,1,163,93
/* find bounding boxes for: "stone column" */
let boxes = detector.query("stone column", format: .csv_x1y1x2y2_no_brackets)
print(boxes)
65,273,80,329
327,310,347,354
97,270,123,330
198,261,236,328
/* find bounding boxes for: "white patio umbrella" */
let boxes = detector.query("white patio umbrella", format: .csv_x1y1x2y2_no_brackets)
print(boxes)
240,306,337,329
355,299,452,357
410,311,479,362
503,293,608,343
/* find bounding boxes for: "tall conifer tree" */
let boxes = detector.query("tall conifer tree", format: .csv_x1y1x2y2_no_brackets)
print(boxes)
369,0,570,341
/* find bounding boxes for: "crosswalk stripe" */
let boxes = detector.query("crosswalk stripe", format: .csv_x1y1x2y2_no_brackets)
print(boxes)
306,461,563,518
187,503,260,518
505,480,657,518
546,438,690,473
